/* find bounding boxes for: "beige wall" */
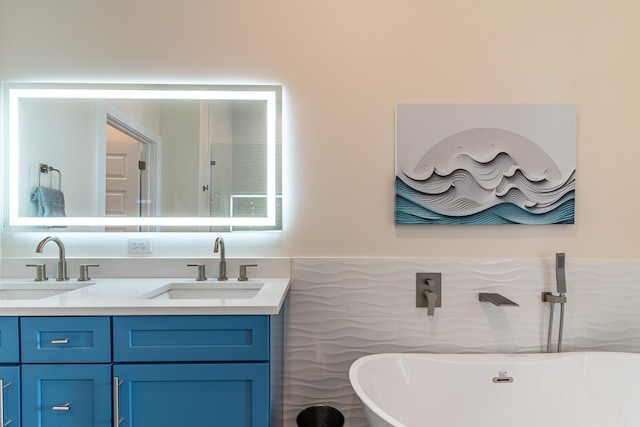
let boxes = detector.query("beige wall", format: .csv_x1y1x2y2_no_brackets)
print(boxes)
1,0,639,258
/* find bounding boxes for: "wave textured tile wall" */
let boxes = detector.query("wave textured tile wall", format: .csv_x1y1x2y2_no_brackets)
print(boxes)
284,257,640,426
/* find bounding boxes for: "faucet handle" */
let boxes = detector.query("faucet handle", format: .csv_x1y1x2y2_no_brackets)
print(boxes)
78,264,99,282
238,264,258,281
187,264,207,281
26,264,48,281
425,291,438,316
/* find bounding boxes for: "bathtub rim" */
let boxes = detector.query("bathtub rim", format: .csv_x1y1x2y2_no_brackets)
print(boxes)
348,351,640,427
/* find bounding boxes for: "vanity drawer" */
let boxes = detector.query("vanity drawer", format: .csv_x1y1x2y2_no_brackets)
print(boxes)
20,317,111,363
112,315,269,362
0,317,19,363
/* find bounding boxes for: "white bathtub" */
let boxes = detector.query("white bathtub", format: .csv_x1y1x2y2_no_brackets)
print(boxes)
349,352,640,427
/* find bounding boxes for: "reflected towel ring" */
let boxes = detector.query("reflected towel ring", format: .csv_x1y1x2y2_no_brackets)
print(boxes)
38,163,62,190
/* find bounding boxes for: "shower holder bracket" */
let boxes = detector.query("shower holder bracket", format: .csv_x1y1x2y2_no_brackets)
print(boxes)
542,292,567,304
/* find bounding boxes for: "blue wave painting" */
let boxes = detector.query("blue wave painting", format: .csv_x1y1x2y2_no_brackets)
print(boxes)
395,124,576,225
396,177,575,224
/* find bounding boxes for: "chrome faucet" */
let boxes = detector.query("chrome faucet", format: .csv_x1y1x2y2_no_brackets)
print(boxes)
213,236,227,281
35,236,68,281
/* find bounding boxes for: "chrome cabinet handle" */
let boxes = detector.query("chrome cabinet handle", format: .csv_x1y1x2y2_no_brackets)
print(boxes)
50,338,69,345
0,380,4,426
0,379,13,426
52,403,70,411
0,379,4,426
113,377,124,426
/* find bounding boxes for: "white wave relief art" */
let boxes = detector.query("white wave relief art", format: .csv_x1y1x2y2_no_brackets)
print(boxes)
395,105,576,224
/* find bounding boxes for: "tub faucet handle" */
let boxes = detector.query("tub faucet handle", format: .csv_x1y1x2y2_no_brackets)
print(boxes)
416,272,442,315
425,291,438,316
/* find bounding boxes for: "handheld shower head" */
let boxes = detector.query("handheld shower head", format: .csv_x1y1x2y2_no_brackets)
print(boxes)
555,253,567,294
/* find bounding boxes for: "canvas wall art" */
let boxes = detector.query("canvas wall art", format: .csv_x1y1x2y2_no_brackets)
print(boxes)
395,104,576,224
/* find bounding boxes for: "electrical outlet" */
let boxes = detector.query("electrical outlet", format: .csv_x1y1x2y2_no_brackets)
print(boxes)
128,237,152,253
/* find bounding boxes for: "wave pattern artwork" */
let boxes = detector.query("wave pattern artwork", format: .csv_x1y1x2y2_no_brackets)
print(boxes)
395,126,576,225
396,176,576,224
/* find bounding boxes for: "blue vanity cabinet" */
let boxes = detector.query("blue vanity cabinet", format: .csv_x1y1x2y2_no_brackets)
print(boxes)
112,315,273,427
0,366,21,427
0,317,19,363
0,317,20,426
20,316,111,363
19,316,112,427
113,363,269,427
0,310,284,427
112,315,269,362
21,364,111,427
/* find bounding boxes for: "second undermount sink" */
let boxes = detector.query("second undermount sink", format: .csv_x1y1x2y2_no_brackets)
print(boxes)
0,282,93,300
140,282,265,300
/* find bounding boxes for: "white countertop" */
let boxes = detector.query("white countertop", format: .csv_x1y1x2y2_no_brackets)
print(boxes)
0,277,291,316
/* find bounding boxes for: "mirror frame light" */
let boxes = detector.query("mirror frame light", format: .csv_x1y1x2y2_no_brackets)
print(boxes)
4,83,279,229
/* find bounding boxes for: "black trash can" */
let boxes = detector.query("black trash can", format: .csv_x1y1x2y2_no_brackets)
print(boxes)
296,405,345,427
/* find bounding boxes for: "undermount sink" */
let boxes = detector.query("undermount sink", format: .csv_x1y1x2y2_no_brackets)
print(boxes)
140,282,265,300
0,282,93,300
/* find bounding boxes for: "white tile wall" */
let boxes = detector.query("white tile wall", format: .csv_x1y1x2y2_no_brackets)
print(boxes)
284,257,640,426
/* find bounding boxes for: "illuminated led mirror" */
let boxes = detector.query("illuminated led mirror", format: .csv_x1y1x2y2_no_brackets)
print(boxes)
2,83,282,231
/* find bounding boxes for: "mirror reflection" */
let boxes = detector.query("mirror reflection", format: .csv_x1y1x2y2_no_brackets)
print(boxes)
3,84,282,231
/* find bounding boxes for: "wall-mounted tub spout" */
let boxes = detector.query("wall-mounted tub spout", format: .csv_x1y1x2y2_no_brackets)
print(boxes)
478,293,519,306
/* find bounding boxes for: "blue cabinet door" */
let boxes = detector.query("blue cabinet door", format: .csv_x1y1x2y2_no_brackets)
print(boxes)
0,366,20,427
114,363,269,427
21,364,111,427
0,317,19,363
20,316,111,363
112,315,269,362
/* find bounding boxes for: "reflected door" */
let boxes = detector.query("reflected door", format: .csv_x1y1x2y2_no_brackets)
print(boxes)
106,126,143,232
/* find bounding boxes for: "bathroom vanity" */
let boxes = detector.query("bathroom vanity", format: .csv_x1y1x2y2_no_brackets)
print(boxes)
0,277,290,427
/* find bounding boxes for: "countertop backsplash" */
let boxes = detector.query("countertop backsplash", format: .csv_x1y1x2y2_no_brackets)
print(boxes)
1,257,291,280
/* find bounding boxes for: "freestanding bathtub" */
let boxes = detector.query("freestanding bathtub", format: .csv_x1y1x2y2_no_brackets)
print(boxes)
349,352,640,427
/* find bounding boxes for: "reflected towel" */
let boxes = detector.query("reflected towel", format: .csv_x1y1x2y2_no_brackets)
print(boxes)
30,187,66,217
